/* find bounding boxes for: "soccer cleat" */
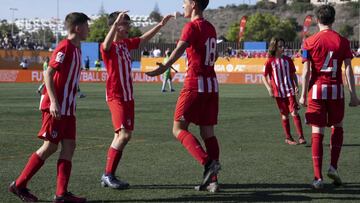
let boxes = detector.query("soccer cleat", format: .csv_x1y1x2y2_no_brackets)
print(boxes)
298,137,307,145
194,181,220,193
78,93,86,98
312,179,324,189
285,138,298,145
161,89,167,93
170,89,175,92
202,160,221,186
8,181,38,202
327,166,342,186
101,174,129,189
53,192,86,203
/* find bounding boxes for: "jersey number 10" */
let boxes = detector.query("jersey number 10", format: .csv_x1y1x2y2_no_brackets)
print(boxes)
205,37,216,66
320,51,337,78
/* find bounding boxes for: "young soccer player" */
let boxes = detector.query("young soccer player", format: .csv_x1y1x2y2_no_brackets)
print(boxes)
100,11,173,189
161,49,176,92
299,5,360,189
146,0,221,192
262,37,306,145
9,12,90,203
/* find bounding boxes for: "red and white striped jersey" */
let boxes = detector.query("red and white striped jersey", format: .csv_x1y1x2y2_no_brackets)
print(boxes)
40,39,82,116
101,38,140,102
309,84,344,100
264,56,297,98
180,18,218,93
302,29,352,100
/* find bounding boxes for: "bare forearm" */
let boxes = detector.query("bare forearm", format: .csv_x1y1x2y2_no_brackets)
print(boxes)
44,69,58,104
262,76,271,91
345,64,358,98
301,65,310,97
140,23,163,45
103,25,117,51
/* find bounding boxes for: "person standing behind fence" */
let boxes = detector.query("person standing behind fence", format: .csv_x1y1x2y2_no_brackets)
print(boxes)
161,49,176,92
37,56,50,95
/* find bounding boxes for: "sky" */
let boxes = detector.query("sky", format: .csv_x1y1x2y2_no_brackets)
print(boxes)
0,0,256,21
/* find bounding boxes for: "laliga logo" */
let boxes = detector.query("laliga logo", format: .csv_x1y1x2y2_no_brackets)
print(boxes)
51,130,58,139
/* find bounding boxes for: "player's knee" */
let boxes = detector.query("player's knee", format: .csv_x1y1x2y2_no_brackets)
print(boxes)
119,129,132,144
172,127,182,138
37,141,58,158
281,114,289,120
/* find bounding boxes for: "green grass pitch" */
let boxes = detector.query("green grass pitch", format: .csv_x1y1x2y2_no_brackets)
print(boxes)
1,83,359,202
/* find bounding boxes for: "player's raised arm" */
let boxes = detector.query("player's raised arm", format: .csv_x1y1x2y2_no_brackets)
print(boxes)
146,40,188,76
344,58,360,107
139,14,174,46
44,66,60,119
299,61,310,107
103,11,129,51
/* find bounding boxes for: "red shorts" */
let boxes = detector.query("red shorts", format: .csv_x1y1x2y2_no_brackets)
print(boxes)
174,89,218,126
305,98,344,127
107,99,134,131
275,96,299,115
37,111,76,144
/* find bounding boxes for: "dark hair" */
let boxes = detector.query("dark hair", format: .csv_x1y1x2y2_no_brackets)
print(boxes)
315,5,335,25
194,0,209,11
65,12,90,30
268,37,285,57
108,12,131,26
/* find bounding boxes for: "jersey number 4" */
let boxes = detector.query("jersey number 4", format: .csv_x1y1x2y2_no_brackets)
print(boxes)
320,51,337,78
205,37,216,66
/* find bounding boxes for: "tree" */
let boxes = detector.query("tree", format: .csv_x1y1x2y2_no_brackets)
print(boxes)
87,15,109,42
226,22,239,42
87,15,143,42
0,20,19,36
149,2,162,22
339,24,353,38
242,13,297,42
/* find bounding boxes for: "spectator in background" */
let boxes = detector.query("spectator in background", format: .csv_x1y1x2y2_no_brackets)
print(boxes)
95,59,101,71
37,57,50,95
161,49,176,92
84,56,90,70
153,46,161,57
142,48,150,57
20,59,29,69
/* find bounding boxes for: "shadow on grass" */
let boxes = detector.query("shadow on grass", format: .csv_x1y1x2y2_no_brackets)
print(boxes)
87,182,360,202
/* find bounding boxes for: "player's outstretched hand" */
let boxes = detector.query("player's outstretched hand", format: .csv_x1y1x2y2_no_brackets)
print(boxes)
267,89,274,97
160,14,175,26
114,10,129,26
349,96,360,107
145,62,167,77
299,95,307,107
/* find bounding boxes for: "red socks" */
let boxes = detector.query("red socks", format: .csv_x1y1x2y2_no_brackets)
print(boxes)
15,153,44,188
330,127,343,169
177,130,209,165
311,133,324,180
204,136,219,161
105,147,123,175
293,115,304,138
281,119,291,139
56,159,72,196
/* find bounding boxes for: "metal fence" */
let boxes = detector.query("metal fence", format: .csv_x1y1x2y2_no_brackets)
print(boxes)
130,40,359,61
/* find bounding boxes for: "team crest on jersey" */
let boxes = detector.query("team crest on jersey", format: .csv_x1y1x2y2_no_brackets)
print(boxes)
55,52,65,63
51,130,58,139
